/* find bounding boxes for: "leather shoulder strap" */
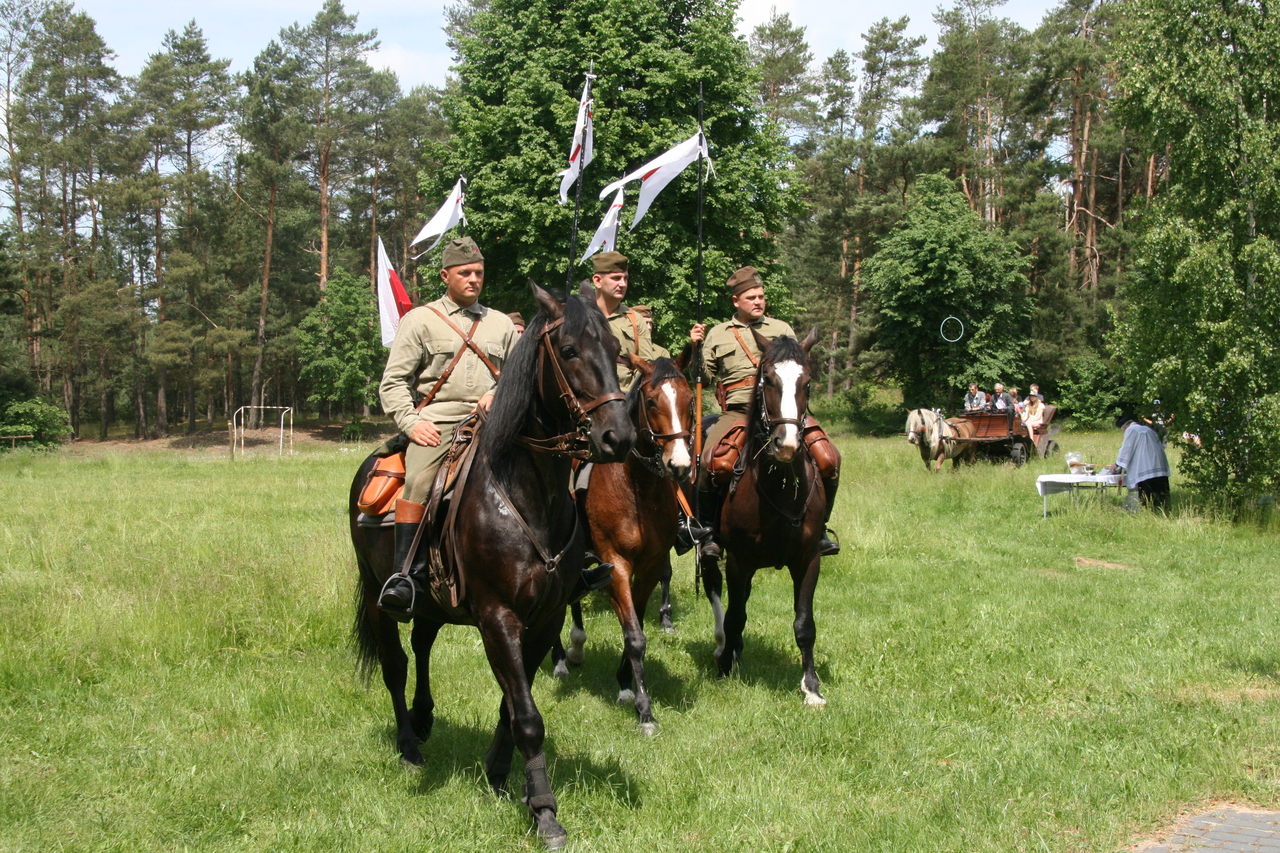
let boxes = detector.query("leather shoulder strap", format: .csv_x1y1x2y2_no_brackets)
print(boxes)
627,310,641,357
730,325,761,368
415,313,482,412
425,305,502,380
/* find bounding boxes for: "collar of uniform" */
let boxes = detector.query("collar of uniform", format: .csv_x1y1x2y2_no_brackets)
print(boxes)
438,294,483,317
607,303,631,320
729,315,764,328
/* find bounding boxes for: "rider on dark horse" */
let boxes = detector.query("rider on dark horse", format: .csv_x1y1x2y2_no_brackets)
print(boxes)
689,265,841,562
374,237,518,619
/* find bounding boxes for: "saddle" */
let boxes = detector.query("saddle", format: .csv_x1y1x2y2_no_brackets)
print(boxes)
423,413,483,612
703,415,840,490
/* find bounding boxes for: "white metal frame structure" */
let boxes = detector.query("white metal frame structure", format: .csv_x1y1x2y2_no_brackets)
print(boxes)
230,406,294,458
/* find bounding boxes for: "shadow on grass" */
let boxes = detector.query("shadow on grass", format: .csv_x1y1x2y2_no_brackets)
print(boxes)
679,631,834,697
404,716,641,808
1224,656,1280,681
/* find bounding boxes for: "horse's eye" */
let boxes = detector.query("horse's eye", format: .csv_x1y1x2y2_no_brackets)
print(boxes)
646,398,658,408
560,345,577,360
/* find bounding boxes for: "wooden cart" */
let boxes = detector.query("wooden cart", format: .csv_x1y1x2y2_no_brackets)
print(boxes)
953,405,1060,466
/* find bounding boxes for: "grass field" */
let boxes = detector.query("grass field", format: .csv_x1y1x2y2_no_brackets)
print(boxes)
2,427,1278,852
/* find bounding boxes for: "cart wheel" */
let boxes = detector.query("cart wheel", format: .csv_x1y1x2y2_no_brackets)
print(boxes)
1042,439,1059,458
1010,443,1028,467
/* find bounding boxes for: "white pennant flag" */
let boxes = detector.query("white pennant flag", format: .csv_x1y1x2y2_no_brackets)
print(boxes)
410,177,467,253
376,237,412,348
579,188,625,262
557,75,595,204
599,132,712,232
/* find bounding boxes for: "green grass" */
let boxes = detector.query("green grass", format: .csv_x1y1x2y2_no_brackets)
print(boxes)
1,431,1278,852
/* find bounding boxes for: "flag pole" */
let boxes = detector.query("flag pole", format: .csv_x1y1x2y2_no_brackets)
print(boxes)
693,81,706,594
566,64,594,288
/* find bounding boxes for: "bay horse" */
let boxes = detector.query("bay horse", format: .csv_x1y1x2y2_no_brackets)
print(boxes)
702,328,830,706
349,283,633,850
904,407,977,472
549,348,694,735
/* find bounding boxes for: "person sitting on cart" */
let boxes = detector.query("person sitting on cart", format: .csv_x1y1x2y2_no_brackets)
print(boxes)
988,383,1013,413
1021,393,1046,437
963,383,987,412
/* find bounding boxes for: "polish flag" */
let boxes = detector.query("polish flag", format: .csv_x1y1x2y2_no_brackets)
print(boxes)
557,75,595,204
411,177,467,253
377,237,412,347
579,188,625,262
599,132,712,231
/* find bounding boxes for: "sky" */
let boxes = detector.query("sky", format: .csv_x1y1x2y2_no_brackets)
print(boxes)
76,0,1057,92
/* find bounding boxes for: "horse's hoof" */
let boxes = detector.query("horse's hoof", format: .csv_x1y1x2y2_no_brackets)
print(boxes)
553,660,569,679
616,688,636,705
662,623,675,635
565,647,585,667
638,721,659,737
803,692,828,707
399,747,425,767
533,808,567,850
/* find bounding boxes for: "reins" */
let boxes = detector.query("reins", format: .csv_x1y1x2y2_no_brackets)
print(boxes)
630,374,693,477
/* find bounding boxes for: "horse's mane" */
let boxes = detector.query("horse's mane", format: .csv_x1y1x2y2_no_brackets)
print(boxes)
744,334,806,445
478,291,604,469
625,355,684,409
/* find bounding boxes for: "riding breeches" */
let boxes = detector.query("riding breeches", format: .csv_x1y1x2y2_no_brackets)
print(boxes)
402,422,457,505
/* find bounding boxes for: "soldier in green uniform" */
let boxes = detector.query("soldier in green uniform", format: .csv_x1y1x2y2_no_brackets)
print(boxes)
591,252,656,389
376,237,518,618
631,305,672,360
690,265,840,558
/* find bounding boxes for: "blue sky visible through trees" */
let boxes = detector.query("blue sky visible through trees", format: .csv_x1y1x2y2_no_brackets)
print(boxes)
77,0,1054,91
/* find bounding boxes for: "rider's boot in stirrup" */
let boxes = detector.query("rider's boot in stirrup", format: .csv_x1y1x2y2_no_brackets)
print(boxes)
818,477,840,556
379,499,427,622
696,487,724,562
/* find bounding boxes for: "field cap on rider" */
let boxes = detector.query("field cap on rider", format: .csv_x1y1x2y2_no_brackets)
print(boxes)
441,236,484,269
631,305,652,318
506,311,525,326
727,265,763,296
592,251,628,274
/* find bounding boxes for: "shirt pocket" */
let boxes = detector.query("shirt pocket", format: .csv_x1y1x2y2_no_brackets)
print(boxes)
484,341,505,379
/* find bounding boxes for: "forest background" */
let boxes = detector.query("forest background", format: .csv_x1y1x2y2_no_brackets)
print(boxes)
1,0,1277,504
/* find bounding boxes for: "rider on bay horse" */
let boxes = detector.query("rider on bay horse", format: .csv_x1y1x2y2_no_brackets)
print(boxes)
689,265,841,561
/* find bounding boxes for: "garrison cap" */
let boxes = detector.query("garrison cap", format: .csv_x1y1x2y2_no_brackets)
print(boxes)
441,236,484,269
592,251,628,274
727,265,763,297
631,305,652,318
507,311,525,326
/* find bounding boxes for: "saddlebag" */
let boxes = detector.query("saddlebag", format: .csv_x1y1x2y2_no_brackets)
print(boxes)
357,452,406,515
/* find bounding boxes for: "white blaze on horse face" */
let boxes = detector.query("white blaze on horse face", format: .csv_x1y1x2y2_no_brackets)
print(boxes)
775,360,804,451
660,381,691,471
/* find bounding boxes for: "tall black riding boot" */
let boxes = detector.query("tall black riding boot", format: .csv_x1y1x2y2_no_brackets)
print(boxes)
818,477,840,556
379,499,427,622
696,487,725,562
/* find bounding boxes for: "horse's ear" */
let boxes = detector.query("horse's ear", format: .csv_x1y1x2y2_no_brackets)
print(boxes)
750,328,771,353
800,326,819,353
674,341,693,373
626,352,653,377
530,280,564,321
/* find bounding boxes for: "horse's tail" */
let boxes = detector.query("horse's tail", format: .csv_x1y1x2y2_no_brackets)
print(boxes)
349,451,384,684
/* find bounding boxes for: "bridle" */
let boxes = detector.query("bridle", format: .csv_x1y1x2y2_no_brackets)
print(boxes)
631,374,693,477
516,315,626,459
754,362,807,436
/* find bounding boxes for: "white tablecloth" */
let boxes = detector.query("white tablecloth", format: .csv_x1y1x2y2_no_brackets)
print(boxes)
1036,473,1124,516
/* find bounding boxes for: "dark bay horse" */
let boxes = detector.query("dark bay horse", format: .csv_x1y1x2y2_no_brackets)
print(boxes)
349,284,633,849
702,328,830,706
549,349,694,735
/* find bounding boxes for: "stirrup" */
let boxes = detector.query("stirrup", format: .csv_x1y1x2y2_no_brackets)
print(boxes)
674,515,711,556
570,561,614,603
377,574,417,623
818,528,840,557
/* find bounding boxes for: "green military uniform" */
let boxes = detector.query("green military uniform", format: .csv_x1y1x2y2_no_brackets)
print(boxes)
700,314,795,462
632,305,671,361
379,295,517,504
604,304,657,389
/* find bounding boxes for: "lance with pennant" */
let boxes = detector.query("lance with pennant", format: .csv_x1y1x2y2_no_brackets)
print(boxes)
562,66,596,286
693,82,706,593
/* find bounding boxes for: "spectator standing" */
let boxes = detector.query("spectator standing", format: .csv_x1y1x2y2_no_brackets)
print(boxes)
1104,414,1171,511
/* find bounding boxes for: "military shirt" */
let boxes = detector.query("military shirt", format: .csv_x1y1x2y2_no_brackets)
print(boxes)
604,304,657,388
701,315,796,410
379,295,518,433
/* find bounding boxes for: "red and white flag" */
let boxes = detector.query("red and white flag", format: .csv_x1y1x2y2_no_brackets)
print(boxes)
600,132,711,231
377,237,412,347
579,188,624,262
557,75,595,204
411,176,467,253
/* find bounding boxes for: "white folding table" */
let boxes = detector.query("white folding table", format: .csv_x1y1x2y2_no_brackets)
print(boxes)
1035,473,1124,517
